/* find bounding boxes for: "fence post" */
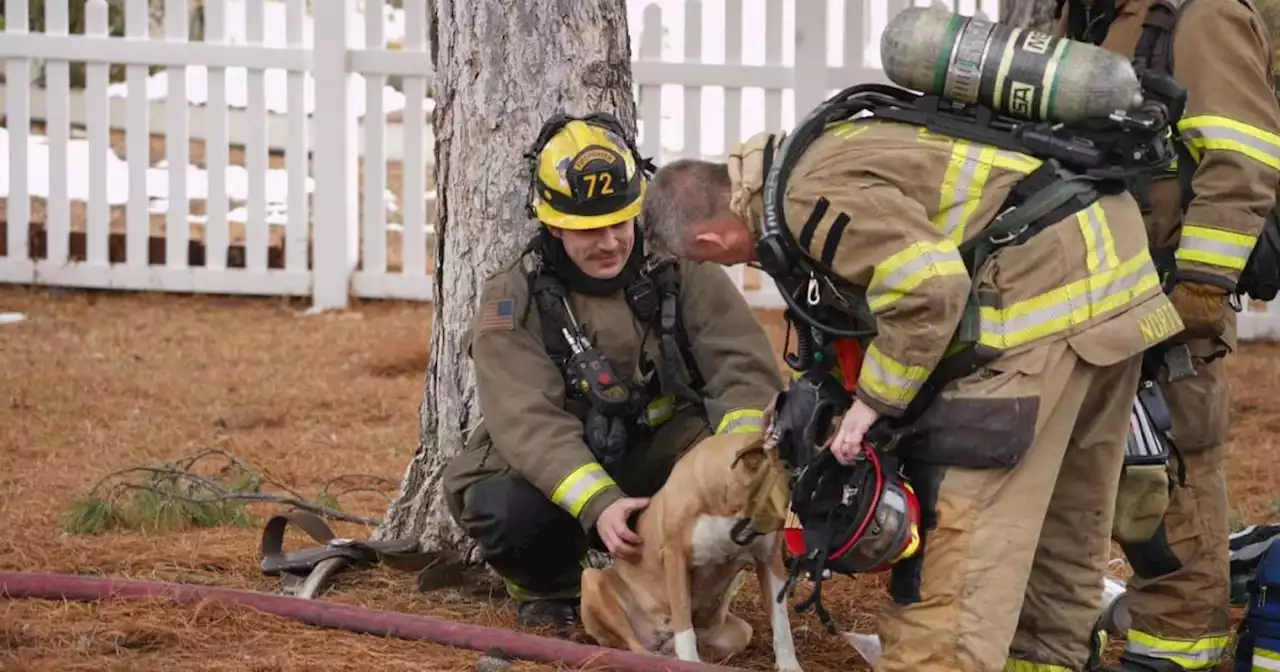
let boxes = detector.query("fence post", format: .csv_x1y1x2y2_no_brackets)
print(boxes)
311,0,360,311
792,1,829,116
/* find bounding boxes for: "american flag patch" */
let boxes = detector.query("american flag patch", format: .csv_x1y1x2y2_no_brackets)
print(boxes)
478,297,516,332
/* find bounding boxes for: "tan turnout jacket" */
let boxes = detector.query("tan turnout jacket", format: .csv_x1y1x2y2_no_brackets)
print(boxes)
1054,0,1280,351
442,251,784,530
728,119,1184,418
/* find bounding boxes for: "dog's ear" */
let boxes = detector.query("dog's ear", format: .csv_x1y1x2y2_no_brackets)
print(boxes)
730,436,768,471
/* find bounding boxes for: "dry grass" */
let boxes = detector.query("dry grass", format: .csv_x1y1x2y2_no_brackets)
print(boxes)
1,285,1279,670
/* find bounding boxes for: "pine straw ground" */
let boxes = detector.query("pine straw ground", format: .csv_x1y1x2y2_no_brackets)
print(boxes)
2,286,1280,671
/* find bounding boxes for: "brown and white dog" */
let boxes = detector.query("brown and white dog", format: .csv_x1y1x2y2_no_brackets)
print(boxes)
580,431,804,671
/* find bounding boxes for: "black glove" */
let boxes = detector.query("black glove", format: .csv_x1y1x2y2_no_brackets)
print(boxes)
585,407,629,471
771,369,852,471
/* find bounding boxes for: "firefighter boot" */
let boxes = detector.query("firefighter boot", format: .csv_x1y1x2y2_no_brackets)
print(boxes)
516,597,581,628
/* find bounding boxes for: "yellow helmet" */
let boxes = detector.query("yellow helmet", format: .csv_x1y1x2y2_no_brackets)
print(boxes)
524,112,650,230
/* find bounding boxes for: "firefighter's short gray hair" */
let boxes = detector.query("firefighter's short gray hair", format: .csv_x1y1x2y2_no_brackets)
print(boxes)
641,159,733,258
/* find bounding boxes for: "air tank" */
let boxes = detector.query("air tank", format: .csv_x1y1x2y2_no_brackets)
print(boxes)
880,5,1144,123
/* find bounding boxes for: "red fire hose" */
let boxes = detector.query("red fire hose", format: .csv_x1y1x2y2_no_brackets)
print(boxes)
0,572,744,672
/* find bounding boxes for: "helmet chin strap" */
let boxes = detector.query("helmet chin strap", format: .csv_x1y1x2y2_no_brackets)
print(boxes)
533,224,646,297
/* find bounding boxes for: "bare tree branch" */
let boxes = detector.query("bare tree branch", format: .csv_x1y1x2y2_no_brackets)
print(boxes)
114,483,382,526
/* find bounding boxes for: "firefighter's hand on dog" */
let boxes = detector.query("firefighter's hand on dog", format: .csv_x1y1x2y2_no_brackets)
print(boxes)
598,497,650,561
830,399,880,465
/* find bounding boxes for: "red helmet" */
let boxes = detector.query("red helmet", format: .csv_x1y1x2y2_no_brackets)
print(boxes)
782,443,922,576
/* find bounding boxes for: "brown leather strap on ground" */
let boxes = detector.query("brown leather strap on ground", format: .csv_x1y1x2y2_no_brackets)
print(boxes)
259,510,435,590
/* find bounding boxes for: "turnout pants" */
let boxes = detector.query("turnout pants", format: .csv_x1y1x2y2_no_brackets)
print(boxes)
875,338,1142,672
1119,335,1232,669
445,412,711,603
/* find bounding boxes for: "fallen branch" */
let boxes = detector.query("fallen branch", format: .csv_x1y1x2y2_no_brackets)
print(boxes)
64,448,397,535
112,483,380,526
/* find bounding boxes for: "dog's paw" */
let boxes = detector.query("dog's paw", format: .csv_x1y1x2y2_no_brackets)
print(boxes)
775,662,804,672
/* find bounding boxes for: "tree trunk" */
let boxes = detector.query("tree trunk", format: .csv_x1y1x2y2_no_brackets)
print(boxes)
373,0,637,558
1000,0,1061,32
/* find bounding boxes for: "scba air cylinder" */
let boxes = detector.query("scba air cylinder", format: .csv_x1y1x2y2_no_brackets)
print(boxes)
880,6,1144,123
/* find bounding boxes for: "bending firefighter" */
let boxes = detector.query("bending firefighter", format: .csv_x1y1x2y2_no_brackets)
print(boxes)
1052,0,1280,669
640,8,1187,671
440,112,784,628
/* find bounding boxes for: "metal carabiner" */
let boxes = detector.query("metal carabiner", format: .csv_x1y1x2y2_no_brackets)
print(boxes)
807,276,820,306
988,223,1029,246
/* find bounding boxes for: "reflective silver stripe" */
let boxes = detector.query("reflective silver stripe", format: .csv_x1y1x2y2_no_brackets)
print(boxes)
1079,204,1116,272
866,242,968,311
720,415,763,435
646,395,674,427
1179,118,1280,170
979,256,1159,349
1125,631,1228,669
934,141,991,241
551,463,617,518
717,409,764,435
859,345,928,406
1176,225,1256,271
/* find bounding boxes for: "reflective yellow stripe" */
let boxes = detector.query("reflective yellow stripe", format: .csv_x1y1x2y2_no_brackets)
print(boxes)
858,343,929,407
979,253,1163,350
890,482,922,564
551,463,617,519
1004,660,1073,671
933,139,1043,244
1125,629,1230,669
828,119,872,141
992,149,1043,174
646,395,674,427
1076,202,1119,273
504,579,581,603
935,141,995,243
716,408,764,435
1175,223,1257,271
1254,648,1280,671
867,239,969,311
1178,114,1280,170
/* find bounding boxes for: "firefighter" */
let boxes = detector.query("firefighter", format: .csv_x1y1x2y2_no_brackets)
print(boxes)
639,86,1187,667
439,112,784,629
1051,1,1280,669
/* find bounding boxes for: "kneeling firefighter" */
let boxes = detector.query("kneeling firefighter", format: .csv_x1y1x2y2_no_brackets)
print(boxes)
638,7,1189,670
440,111,784,628
1051,0,1280,669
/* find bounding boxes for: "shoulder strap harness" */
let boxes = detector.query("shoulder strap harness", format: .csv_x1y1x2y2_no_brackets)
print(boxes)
758,79,1180,433
524,246,707,439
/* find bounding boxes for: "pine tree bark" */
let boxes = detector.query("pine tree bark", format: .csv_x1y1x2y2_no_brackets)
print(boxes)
1000,0,1062,32
373,0,637,557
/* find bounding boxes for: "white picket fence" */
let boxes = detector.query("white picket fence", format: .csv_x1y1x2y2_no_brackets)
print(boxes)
3,0,1279,340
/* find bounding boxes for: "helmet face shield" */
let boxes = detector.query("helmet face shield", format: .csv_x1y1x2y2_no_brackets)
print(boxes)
830,477,921,574
782,446,922,576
